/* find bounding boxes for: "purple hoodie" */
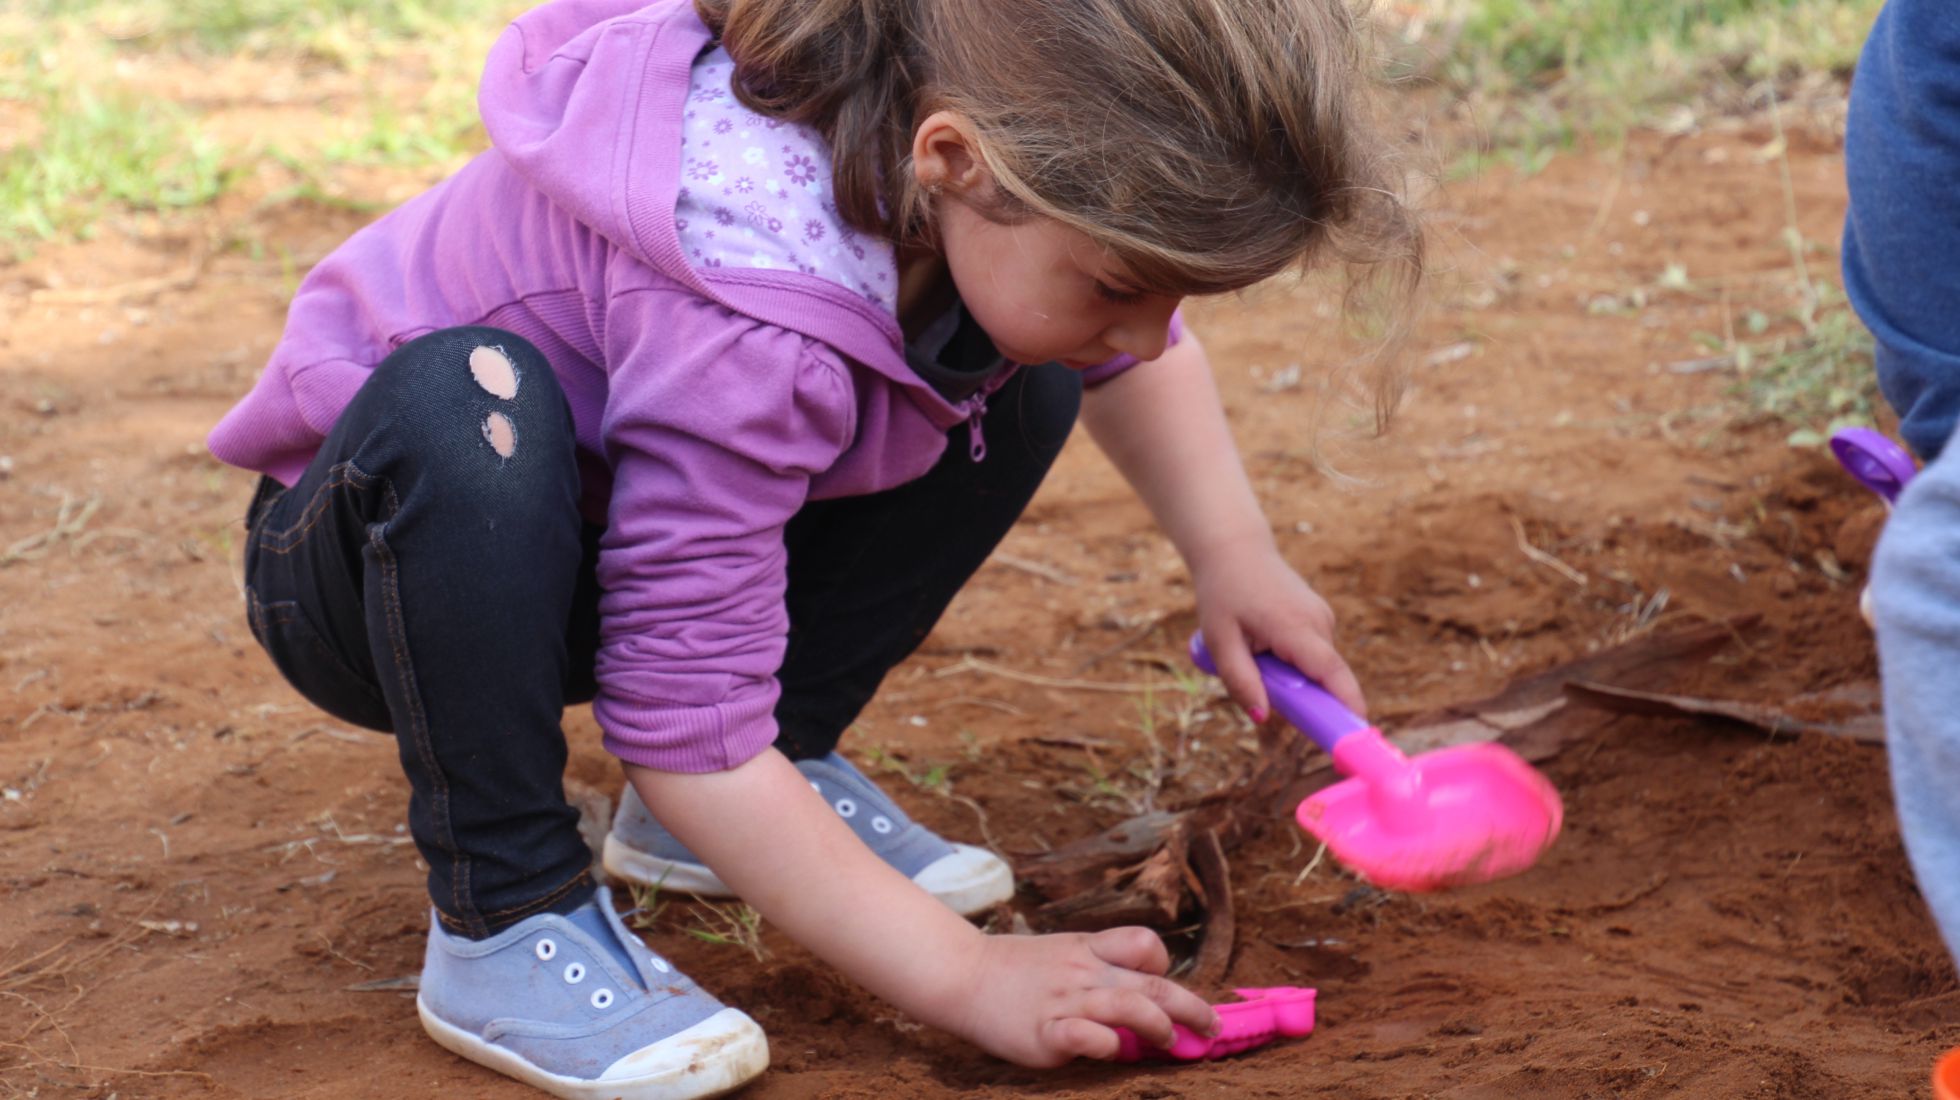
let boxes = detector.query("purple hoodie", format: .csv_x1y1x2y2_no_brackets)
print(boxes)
209,0,1168,772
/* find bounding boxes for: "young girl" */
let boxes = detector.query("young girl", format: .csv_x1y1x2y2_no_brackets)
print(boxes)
209,0,1421,1096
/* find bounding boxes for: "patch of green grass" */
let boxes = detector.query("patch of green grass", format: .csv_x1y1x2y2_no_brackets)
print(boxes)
1449,0,1872,83
316,76,487,168
0,65,229,249
11,0,519,60
0,0,521,250
1400,0,1884,150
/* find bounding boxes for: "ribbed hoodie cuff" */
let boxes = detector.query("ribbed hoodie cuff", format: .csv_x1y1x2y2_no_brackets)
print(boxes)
595,692,779,773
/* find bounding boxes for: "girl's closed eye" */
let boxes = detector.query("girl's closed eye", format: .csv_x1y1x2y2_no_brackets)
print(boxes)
1093,280,1145,306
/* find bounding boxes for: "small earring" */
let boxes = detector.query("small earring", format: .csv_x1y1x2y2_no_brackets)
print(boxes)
924,181,942,196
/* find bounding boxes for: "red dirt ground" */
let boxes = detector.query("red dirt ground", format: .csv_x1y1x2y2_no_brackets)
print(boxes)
3,115,1955,1097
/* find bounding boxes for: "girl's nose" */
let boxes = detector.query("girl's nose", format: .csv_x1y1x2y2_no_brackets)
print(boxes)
1105,309,1173,362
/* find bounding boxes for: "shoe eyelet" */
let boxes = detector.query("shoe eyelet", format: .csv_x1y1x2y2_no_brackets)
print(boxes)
871,815,894,834
834,798,857,818
591,988,615,1010
651,957,671,974
563,962,586,984
535,938,557,961
808,780,823,794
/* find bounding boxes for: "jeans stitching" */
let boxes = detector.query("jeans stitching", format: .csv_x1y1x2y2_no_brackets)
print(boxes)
245,586,267,640
480,868,592,920
359,468,474,931
434,868,591,933
255,465,369,553
246,478,387,714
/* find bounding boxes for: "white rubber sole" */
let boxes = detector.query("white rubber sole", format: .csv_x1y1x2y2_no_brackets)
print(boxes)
603,835,738,898
914,844,1017,916
603,837,1015,917
418,1001,768,1100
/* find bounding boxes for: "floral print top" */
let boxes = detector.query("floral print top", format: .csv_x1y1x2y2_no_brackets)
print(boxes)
675,46,899,314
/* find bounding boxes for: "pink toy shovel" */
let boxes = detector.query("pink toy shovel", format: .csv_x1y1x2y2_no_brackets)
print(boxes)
1191,633,1563,892
1112,986,1316,1062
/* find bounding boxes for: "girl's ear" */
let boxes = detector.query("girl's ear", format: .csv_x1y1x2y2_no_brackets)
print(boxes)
911,110,989,195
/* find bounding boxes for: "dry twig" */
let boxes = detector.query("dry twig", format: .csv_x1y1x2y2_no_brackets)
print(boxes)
2,495,103,566
989,554,1081,587
1510,516,1588,587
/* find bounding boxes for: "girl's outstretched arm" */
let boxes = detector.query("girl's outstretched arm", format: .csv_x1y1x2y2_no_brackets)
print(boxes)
626,754,1217,1065
1080,330,1366,718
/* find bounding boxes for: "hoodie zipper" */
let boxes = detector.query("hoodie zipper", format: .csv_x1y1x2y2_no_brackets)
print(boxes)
960,366,1018,463
965,392,989,462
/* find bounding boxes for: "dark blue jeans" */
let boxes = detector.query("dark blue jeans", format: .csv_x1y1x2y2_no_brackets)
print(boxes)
242,326,1079,936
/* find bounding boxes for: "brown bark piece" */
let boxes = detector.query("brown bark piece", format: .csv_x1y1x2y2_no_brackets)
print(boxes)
1186,829,1236,988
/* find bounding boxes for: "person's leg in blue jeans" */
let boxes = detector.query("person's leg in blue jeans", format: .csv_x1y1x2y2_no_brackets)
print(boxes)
1844,0,1960,969
244,325,597,935
1870,430,1960,967
241,326,769,1098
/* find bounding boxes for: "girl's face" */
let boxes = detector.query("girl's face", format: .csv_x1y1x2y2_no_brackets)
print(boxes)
935,192,1182,370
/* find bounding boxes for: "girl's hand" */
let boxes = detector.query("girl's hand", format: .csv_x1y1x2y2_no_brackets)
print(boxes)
1192,536,1366,719
634,755,1210,1068
944,927,1217,1067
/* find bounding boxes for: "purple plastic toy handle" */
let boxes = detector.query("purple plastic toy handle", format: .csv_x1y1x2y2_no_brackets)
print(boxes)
1830,427,1917,504
1189,633,1368,756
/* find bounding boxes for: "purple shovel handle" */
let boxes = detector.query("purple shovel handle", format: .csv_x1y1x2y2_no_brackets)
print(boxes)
1189,633,1369,756
1830,427,1917,504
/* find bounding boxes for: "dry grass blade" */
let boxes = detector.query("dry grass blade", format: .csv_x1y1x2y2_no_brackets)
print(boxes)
684,898,768,962
934,655,1182,694
1,923,147,995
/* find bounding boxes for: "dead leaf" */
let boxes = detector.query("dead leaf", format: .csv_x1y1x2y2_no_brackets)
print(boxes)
1564,680,1884,744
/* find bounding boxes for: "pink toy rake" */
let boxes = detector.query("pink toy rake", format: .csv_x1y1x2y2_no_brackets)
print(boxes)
1192,633,1563,892
1112,986,1316,1062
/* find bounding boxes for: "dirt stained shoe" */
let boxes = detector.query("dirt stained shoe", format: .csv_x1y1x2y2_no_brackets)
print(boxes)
417,885,768,1100
603,752,1015,917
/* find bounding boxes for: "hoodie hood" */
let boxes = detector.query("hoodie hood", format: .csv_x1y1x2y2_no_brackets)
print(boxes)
478,0,966,425
480,0,688,271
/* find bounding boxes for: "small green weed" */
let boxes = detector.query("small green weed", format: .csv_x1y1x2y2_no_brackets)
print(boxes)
683,898,768,962
861,745,952,792
627,879,767,961
624,880,670,932
1730,303,1878,445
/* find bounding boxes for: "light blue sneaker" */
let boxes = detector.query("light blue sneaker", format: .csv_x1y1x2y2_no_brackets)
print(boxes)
603,752,1014,917
416,886,768,1100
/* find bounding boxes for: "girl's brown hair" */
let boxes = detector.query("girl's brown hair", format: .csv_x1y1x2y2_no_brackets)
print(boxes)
694,0,1424,425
